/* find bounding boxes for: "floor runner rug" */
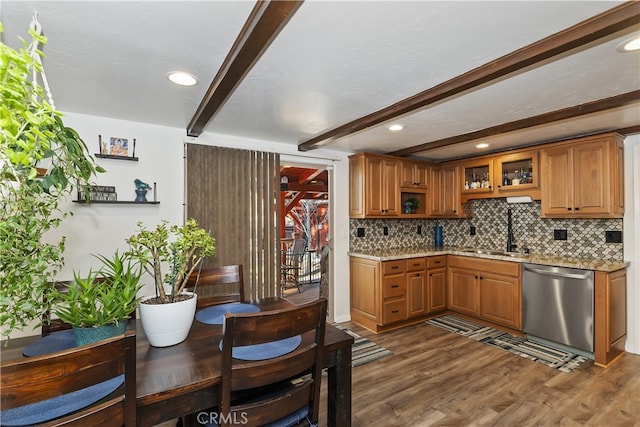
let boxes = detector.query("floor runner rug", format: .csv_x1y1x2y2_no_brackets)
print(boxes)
334,325,393,367
426,315,588,373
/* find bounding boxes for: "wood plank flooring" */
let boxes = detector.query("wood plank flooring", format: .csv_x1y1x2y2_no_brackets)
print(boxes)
318,320,640,426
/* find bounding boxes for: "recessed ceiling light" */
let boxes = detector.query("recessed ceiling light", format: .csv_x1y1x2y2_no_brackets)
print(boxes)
476,143,489,149
388,124,404,132
167,71,198,86
617,35,640,52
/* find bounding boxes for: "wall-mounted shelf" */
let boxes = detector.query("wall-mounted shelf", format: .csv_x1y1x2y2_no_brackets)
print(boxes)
95,154,139,161
73,200,159,205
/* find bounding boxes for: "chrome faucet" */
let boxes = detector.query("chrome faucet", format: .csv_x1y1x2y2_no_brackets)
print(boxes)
506,208,517,252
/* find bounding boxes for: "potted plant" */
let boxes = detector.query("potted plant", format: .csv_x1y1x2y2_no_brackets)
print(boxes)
403,197,420,214
126,218,215,347
1,23,104,338
54,251,143,346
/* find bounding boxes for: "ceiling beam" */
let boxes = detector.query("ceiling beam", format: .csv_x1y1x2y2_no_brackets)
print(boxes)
187,0,303,137
297,1,640,151
388,90,640,157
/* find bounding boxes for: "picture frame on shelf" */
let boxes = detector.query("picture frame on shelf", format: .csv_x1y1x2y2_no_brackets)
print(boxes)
109,137,129,157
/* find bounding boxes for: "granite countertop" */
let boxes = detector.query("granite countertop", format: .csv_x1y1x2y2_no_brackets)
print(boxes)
348,246,630,272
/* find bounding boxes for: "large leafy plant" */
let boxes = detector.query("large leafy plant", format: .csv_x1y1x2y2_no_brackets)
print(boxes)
0,23,104,336
54,252,143,328
126,219,216,303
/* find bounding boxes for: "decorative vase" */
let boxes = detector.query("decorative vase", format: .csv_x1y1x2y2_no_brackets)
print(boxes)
73,321,127,346
139,292,197,347
135,188,148,202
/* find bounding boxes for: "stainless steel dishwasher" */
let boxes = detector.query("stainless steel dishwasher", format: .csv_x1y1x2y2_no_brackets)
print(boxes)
522,263,594,355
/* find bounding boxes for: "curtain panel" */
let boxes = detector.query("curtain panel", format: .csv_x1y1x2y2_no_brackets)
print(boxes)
185,144,280,300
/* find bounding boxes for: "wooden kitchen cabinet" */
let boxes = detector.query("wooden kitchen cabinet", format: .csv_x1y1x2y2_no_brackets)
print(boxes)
541,132,624,218
400,160,428,190
427,256,447,313
405,257,427,318
448,255,521,330
479,271,521,330
349,153,400,218
459,150,540,203
594,268,627,367
351,255,443,332
429,164,466,218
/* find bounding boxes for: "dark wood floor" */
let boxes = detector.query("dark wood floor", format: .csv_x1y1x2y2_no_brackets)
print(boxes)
319,320,640,426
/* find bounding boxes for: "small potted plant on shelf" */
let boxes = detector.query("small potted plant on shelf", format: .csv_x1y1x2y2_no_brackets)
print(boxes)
54,251,143,346
126,218,216,347
403,197,420,214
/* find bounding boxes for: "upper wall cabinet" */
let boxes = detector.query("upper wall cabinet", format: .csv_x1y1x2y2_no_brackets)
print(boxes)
429,164,466,218
400,160,428,190
459,150,540,203
349,153,401,218
541,132,624,218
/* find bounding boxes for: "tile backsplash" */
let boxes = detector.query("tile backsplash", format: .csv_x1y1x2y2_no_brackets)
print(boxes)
350,199,623,262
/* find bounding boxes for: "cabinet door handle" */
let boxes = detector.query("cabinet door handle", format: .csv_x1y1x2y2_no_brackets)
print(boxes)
434,261,441,264
416,273,421,277
567,208,572,211
574,207,580,211
479,276,483,280
488,186,492,189
392,310,399,314
391,266,399,269
497,185,502,188
412,263,420,267
391,285,399,288
475,276,478,279
429,273,433,277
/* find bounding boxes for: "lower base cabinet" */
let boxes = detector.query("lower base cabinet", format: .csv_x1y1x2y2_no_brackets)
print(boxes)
350,255,446,332
594,268,627,367
448,256,521,330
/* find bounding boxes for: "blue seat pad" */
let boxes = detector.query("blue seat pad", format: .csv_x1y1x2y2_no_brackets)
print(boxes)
0,375,124,426
195,303,260,325
22,329,76,357
219,335,302,361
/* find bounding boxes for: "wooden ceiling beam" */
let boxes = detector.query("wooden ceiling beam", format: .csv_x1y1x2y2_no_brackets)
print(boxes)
297,1,640,151
187,0,303,137
388,90,640,157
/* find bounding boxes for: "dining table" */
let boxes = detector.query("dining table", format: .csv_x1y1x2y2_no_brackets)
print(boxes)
1,297,354,427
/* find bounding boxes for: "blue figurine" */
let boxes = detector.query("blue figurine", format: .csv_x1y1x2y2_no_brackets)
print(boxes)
134,179,152,202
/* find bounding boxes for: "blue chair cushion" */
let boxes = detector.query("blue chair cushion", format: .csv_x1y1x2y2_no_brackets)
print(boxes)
0,375,124,426
22,329,76,357
218,335,302,361
195,302,260,325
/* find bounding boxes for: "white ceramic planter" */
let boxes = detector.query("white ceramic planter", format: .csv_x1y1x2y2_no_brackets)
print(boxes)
139,292,197,347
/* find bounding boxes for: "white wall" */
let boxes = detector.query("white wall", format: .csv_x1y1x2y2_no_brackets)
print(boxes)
10,112,352,338
624,134,640,354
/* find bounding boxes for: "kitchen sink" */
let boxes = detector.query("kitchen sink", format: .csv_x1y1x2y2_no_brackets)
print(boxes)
458,248,526,257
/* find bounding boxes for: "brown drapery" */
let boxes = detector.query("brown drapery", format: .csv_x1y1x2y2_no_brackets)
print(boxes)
184,144,280,300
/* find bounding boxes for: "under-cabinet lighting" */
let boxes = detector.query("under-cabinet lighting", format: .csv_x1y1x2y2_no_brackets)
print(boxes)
388,124,404,132
476,143,489,149
617,35,640,52
167,71,198,86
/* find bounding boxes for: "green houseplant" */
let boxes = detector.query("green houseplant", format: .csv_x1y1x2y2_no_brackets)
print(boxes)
403,197,420,214
126,218,215,347
0,23,104,337
54,252,143,345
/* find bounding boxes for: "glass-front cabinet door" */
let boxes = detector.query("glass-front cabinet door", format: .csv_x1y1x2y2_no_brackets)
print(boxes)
495,150,539,196
460,159,494,197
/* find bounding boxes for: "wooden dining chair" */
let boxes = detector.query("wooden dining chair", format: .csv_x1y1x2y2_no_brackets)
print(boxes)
0,329,136,426
186,264,245,308
211,298,327,427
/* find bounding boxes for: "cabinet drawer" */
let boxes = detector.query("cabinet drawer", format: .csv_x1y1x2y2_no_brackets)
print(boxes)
382,276,406,298
406,257,426,272
383,300,407,324
427,255,447,269
383,260,406,275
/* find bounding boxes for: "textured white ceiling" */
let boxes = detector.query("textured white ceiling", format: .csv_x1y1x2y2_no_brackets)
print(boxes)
2,1,639,161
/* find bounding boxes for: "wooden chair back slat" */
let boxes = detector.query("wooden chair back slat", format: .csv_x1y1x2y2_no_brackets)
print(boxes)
186,265,245,307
